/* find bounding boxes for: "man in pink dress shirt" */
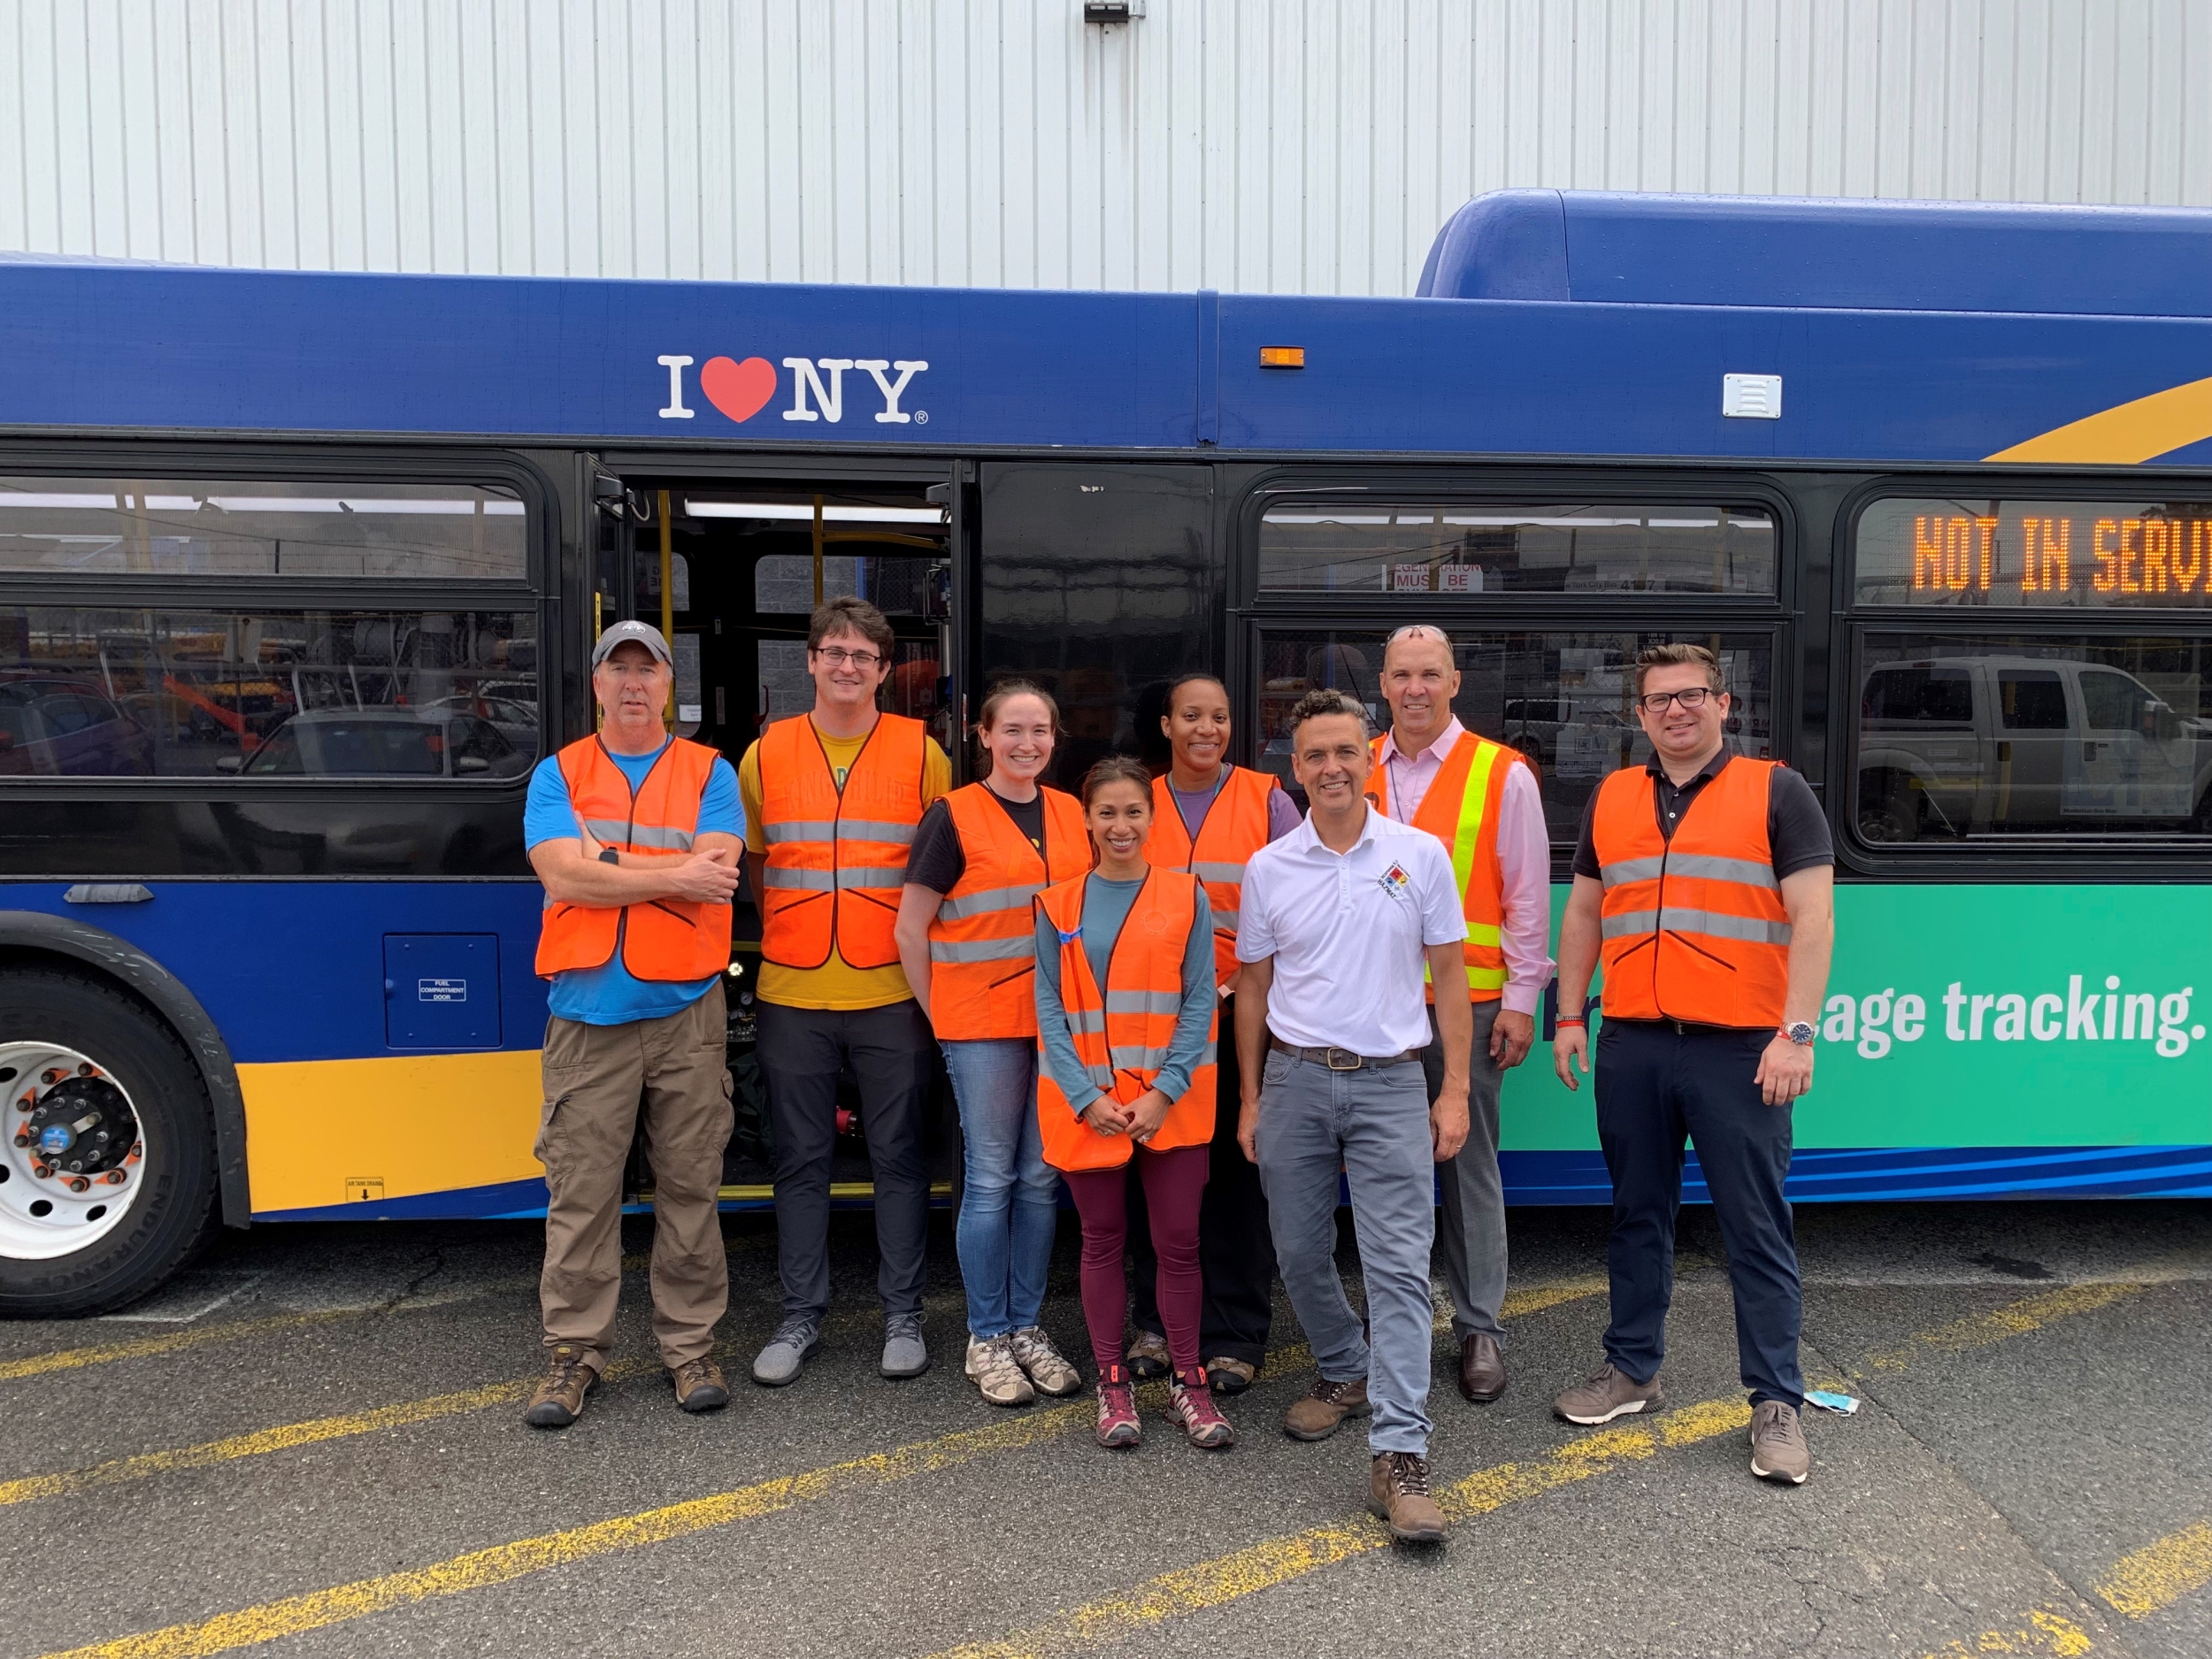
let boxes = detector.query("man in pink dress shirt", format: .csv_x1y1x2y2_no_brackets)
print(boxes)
1371,624,1555,1405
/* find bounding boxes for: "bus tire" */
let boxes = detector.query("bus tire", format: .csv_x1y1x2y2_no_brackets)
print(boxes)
0,968,221,1317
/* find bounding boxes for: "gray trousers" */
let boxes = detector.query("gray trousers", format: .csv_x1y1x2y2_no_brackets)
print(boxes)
756,997,934,1323
1424,1000,1509,1343
1256,1047,1437,1455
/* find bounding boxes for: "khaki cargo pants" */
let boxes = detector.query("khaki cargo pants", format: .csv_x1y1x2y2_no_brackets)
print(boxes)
536,981,733,1371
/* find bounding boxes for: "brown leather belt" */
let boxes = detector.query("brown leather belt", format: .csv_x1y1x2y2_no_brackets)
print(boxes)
1268,1036,1423,1071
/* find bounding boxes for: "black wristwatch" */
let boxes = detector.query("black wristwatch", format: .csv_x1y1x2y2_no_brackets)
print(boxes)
598,847,620,865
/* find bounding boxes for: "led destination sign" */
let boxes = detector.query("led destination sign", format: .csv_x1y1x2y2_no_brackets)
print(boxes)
1856,498,2212,609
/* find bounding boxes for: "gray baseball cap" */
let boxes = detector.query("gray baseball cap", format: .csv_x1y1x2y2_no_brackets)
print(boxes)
591,619,673,666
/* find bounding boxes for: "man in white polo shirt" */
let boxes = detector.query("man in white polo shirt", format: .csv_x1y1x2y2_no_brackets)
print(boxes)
1235,687,1473,1545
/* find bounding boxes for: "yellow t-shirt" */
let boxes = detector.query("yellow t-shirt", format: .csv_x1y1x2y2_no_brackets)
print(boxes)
741,722,951,1010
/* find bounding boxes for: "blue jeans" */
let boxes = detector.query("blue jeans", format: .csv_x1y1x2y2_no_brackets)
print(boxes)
943,1038,1061,1340
1256,1048,1438,1455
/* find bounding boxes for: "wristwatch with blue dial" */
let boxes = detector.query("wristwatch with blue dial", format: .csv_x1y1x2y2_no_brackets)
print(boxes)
1780,1021,1816,1045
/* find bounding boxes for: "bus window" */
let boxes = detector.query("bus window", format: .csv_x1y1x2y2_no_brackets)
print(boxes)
1252,626,1776,844
1257,503,1776,595
0,605,538,779
0,478,526,580
1856,496,2212,610
1852,634,2211,844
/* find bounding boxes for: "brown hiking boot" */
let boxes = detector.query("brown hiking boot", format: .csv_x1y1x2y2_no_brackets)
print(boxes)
668,1356,730,1414
1749,1399,1810,1485
1282,1375,1371,1441
1552,1361,1663,1425
525,1344,597,1429
1369,1451,1448,1544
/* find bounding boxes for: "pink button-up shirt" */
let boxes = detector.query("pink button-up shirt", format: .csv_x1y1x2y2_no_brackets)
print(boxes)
1376,717,1555,1016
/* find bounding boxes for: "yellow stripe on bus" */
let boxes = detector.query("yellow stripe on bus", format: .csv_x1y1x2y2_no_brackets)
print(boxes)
1985,373,2212,465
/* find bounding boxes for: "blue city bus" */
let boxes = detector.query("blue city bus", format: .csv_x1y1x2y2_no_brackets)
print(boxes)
4,189,2212,1315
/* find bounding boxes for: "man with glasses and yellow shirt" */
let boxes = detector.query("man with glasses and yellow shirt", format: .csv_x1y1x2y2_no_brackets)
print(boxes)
1551,643,1833,1487
741,597,952,1388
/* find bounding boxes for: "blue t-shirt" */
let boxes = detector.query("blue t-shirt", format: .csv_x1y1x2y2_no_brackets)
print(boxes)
526,741,744,1026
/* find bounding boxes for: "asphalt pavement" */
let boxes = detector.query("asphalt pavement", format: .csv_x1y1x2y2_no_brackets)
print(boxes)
2,1199,2208,1659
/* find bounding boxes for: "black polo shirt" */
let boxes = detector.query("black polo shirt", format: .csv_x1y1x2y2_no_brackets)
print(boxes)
1571,750,1833,881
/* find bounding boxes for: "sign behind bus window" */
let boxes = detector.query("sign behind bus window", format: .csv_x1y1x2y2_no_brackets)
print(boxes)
1856,498,2212,608
0,479,526,580
1258,503,1775,595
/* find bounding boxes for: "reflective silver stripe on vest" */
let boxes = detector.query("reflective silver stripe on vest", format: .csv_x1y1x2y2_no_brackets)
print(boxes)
927,935,1036,964
584,821,694,853
763,819,839,844
1601,852,1779,891
1064,1007,1107,1035
1599,855,1666,887
937,882,1045,922
1601,907,1793,946
764,867,835,891
1104,989,1183,1017
1211,909,1239,932
1192,860,1247,885
836,818,918,845
835,866,906,889
1110,1042,1171,1071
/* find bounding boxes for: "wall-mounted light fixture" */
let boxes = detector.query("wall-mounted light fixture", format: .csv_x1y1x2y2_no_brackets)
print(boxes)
1084,1,1145,21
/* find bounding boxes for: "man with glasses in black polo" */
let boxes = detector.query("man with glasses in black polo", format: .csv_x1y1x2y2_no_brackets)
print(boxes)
1550,643,1834,1486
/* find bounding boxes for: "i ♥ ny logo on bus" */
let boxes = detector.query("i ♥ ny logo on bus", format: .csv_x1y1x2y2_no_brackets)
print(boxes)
653,354,929,426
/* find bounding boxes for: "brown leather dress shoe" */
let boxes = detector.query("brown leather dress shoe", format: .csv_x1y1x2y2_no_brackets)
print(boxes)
1457,1333,1507,1403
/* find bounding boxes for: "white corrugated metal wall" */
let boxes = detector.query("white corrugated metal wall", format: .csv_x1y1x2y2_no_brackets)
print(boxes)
4,0,2209,296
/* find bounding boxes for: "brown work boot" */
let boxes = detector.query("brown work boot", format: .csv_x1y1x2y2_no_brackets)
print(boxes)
1282,1375,1371,1441
1457,1333,1507,1403
1552,1361,1663,1425
525,1343,597,1429
1368,1451,1448,1544
1748,1399,1810,1485
668,1356,730,1414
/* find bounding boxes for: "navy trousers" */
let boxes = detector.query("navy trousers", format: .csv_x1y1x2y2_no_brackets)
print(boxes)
1594,1018,1804,1409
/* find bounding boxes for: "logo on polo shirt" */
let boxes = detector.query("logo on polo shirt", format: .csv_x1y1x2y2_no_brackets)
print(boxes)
1378,863,1412,902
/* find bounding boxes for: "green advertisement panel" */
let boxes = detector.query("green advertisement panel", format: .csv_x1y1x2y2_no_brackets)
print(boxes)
1501,884,2212,1152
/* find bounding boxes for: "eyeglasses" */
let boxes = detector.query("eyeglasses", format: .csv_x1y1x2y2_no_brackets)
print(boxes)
1638,686,1720,713
812,647,884,669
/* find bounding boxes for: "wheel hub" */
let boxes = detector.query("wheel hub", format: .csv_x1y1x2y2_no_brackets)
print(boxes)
0,1042,149,1258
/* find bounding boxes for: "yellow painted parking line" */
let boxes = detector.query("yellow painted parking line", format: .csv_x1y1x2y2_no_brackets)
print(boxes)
1916,1609,2094,1658
1860,1282,2147,1373
926,1395,1753,1659
39,1402,1094,1659
2096,1517,2212,1619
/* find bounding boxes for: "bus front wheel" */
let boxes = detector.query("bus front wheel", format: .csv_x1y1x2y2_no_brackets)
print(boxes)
0,968,221,1317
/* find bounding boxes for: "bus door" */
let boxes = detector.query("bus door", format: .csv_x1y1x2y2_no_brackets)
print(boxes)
586,463,964,1202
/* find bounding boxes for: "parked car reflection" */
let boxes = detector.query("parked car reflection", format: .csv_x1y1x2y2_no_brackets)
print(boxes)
230,709,528,779
0,674,153,776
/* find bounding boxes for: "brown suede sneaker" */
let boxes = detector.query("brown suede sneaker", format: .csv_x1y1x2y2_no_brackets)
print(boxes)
668,1356,730,1414
1749,1399,1810,1485
1369,1451,1448,1544
1552,1361,1663,1425
1282,1375,1371,1441
525,1344,597,1429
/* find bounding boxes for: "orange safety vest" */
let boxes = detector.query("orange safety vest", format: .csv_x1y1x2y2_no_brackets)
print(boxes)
1145,765,1281,990
757,712,927,972
1368,729,1519,1002
1591,756,1792,1030
534,735,733,982
1033,870,1217,1172
926,782,1090,1041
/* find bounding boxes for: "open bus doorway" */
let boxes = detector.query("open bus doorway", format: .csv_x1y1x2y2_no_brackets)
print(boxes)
599,477,962,1214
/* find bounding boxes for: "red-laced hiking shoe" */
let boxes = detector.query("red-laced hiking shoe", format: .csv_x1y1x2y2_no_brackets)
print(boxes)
1164,1368,1237,1449
1095,1363,1141,1448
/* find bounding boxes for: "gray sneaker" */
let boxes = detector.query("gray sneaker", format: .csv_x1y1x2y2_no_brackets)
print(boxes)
881,1311,929,1379
751,1317,821,1386
1749,1399,1810,1485
1552,1361,1663,1425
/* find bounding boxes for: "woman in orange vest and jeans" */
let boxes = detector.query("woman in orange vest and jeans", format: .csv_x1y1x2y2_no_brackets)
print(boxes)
1126,673,1300,1394
1033,755,1233,1450
895,682,1089,1408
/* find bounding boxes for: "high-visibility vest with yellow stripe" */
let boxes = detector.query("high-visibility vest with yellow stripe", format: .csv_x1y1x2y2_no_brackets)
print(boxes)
925,781,1089,1041
534,735,733,981
1368,729,1517,1003
1032,870,1217,1173
1592,756,1791,1030
1144,765,1279,991
756,712,926,972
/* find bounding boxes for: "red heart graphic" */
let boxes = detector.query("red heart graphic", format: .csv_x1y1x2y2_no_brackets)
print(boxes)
700,355,777,422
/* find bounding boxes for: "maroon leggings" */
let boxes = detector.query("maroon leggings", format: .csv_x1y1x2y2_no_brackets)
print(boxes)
1062,1144,1210,1374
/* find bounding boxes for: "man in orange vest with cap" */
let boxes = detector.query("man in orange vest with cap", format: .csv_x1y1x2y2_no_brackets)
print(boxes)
1551,643,1833,1487
522,620,743,1428
741,596,952,1388
1370,624,1553,1407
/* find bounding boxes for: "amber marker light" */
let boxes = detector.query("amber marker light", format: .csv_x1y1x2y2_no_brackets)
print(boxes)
1258,346,1306,369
